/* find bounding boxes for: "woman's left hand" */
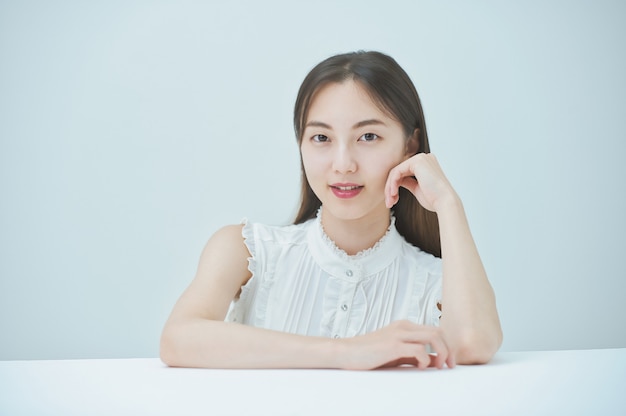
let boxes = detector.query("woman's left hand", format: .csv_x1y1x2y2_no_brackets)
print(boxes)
384,153,458,212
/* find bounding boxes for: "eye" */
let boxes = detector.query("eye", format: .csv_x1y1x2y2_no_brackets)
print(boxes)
359,133,379,142
311,134,329,143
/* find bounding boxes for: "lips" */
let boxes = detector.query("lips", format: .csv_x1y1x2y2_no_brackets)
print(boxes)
330,183,363,199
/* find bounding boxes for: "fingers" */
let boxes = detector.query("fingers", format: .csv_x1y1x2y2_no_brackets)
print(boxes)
426,340,448,369
391,322,453,370
385,153,456,213
385,153,442,209
397,343,432,369
385,160,416,208
346,321,454,371
379,357,419,369
447,352,457,369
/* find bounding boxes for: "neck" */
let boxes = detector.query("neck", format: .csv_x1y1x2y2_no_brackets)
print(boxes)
320,207,391,256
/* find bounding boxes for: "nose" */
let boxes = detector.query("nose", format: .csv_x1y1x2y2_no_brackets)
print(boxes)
332,143,357,174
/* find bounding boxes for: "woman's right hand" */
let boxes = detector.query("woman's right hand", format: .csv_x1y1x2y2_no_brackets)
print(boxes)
336,320,455,370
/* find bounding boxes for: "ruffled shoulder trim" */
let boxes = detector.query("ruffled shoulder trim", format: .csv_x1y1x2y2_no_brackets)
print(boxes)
224,219,257,324
240,218,256,277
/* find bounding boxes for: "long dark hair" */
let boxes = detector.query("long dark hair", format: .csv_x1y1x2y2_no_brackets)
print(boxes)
292,51,441,257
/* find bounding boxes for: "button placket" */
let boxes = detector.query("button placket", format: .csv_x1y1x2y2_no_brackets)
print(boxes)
331,263,361,339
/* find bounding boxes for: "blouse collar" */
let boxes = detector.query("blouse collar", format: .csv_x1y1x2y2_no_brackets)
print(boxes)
306,208,403,281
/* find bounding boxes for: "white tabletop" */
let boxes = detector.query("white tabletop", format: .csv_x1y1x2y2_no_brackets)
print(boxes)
1,348,625,416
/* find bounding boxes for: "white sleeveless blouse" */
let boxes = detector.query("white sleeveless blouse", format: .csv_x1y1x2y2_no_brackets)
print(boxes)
225,211,442,339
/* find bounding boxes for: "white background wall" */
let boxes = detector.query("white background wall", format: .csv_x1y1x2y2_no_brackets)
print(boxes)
1,0,625,360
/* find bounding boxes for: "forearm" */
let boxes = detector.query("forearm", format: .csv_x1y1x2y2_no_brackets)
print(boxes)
437,196,502,363
160,318,340,369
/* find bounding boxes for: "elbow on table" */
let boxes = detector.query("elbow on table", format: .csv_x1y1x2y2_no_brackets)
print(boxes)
453,328,503,365
159,325,186,368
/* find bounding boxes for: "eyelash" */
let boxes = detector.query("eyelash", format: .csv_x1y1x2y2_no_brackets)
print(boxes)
311,134,329,142
310,133,380,143
359,133,379,142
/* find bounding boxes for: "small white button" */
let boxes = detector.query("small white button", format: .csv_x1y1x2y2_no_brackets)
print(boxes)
346,270,353,277
341,304,348,311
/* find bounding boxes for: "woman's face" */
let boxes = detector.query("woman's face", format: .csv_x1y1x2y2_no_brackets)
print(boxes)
300,80,411,224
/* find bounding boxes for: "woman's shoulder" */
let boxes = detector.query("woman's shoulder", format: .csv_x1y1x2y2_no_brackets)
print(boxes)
207,219,312,262
397,236,442,273
242,217,313,245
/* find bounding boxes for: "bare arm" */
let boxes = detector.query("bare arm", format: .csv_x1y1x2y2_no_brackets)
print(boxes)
437,196,503,364
160,224,338,369
160,224,454,369
385,153,503,364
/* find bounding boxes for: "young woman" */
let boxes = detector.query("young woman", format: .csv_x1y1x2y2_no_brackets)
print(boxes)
160,51,502,370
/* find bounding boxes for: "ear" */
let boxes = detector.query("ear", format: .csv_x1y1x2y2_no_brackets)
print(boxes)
404,128,419,157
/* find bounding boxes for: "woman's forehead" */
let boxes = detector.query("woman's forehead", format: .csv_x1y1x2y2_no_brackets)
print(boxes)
306,81,397,126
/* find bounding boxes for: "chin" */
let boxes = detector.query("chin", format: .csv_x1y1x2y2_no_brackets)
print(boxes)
322,200,386,223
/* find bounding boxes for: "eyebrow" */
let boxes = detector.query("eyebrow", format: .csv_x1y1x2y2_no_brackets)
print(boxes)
305,119,387,130
354,119,386,129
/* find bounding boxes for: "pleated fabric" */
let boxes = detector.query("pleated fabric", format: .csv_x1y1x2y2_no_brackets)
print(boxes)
225,210,442,339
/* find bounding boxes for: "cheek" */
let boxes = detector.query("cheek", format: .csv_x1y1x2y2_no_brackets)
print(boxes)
300,148,326,173
300,149,324,183
365,152,404,181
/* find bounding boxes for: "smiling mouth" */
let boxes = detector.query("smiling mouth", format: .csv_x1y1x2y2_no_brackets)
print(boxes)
332,185,362,191
329,184,364,199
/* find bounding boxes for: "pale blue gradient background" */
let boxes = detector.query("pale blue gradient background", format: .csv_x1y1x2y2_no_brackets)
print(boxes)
1,0,624,360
